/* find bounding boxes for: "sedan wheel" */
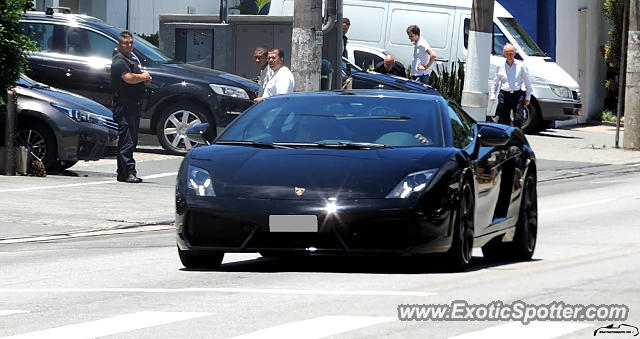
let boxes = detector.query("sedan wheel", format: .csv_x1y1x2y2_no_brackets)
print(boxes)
15,122,56,170
157,103,210,155
446,182,474,271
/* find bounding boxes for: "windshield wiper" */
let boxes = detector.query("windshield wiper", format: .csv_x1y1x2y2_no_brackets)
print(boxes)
319,142,391,149
216,140,292,149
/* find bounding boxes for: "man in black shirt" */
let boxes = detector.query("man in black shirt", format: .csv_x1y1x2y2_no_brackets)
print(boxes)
374,54,406,78
111,31,152,183
342,17,350,58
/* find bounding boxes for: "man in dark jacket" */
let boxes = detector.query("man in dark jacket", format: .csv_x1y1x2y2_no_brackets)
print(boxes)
374,54,406,78
111,31,152,183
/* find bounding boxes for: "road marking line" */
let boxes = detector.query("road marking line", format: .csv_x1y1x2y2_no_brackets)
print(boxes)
0,172,177,193
449,321,592,339
539,198,616,214
0,288,437,297
0,225,174,244
0,311,209,339
0,310,29,316
228,315,396,339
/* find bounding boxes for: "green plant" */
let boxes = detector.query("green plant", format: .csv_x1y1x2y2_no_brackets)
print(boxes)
599,109,618,123
137,32,159,47
257,0,271,12
0,0,36,96
602,0,625,110
429,61,465,104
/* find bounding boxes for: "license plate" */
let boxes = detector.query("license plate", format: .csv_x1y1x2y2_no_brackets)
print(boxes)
269,215,318,232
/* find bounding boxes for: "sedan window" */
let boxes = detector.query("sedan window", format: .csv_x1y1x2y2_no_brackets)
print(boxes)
354,50,383,70
20,22,55,52
447,103,474,149
63,27,116,59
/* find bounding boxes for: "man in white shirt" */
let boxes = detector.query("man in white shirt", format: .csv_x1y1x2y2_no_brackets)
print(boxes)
254,48,294,103
406,25,437,84
490,43,532,128
253,46,273,97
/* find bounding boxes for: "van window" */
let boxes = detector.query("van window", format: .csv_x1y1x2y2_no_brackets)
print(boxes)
463,19,511,55
20,22,56,52
499,18,547,57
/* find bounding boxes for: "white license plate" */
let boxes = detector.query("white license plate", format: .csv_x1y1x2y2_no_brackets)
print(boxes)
269,215,318,232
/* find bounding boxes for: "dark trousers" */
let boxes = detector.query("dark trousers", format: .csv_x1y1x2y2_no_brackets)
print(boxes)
496,90,526,128
113,100,141,178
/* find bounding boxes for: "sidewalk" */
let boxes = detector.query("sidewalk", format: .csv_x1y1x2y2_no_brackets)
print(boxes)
527,124,640,181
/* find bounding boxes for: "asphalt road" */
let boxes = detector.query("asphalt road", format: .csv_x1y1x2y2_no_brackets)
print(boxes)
1,156,639,338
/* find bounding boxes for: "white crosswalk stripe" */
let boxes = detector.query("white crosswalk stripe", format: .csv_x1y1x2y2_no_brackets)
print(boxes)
449,321,593,339
228,315,396,339
0,311,209,339
0,311,29,316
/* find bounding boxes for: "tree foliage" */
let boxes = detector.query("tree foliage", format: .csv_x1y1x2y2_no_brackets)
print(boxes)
0,0,36,95
602,0,625,92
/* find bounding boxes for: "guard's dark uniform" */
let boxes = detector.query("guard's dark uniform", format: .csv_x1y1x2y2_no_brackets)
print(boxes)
111,51,145,180
374,61,406,78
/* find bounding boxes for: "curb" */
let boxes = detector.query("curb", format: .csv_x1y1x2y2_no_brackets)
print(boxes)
0,221,175,244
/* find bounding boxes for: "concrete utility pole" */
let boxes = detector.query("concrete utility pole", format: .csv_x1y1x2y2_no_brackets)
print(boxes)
461,0,494,122
616,0,629,148
4,90,16,176
291,0,323,92
624,0,640,150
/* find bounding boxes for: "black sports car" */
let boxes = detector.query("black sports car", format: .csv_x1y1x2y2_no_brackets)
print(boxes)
175,90,538,271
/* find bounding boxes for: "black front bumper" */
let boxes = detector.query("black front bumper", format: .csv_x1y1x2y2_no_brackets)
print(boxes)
176,197,453,255
538,99,582,121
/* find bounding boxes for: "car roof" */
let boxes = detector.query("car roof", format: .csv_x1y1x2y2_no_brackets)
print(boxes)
23,11,121,35
351,71,441,95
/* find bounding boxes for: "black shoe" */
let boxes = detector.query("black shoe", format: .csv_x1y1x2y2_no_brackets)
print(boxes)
119,174,142,183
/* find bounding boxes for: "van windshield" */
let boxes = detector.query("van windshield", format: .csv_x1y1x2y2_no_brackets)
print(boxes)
499,18,547,57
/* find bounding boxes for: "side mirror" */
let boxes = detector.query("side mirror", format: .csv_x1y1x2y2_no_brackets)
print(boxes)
477,125,509,147
186,123,215,146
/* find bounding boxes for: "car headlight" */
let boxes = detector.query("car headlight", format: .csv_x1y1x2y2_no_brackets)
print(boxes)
51,102,110,127
187,165,215,196
549,85,572,99
386,169,437,199
210,84,250,99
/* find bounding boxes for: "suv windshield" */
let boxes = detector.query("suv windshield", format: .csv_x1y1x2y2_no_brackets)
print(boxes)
218,96,444,147
499,18,547,57
133,34,174,63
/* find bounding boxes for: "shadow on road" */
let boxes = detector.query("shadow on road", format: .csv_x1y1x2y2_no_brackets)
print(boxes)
181,255,542,274
536,132,582,139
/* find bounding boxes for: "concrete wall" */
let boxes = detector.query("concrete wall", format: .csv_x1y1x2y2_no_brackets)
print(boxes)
556,0,608,123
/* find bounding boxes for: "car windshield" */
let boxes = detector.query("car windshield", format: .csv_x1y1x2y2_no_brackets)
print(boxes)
218,95,444,147
499,18,548,57
133,34,174,63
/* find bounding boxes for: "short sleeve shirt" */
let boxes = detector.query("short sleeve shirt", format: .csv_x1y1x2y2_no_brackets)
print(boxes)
111,52,145,101
411,37,433,76
262,66,294,98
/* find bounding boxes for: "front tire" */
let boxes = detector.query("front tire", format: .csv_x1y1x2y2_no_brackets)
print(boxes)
178,248,224,269
156,102,213,155
15,121,57,170
521,102,542,134
445,182,474,271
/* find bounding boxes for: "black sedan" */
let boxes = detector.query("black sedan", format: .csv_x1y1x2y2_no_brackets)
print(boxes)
175,91,538,271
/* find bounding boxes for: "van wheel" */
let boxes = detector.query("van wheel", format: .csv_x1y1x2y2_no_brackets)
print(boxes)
156,102,213,155
15,121,57,170
521,103,542,134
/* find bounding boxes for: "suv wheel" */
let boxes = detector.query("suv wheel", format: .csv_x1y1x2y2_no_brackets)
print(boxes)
15,121,57,170
156,102,213,155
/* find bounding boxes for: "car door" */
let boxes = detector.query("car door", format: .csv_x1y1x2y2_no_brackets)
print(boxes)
448,102,507,235
20,21,68,89
55,26,116,107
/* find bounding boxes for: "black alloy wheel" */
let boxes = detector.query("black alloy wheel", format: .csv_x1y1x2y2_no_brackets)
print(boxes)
156,102,211,155
511,173,538,260
15,121,56,170
446,182,475,271
178,248,224,269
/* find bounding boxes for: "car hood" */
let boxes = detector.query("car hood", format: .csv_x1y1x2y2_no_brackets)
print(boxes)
157,63,259,92
525,57,579,89
15,84,113,118
189,145,455,200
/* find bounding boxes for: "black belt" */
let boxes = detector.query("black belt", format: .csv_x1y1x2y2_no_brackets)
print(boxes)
500,90,524,94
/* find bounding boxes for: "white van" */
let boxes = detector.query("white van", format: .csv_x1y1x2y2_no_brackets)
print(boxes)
269,0,582,133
